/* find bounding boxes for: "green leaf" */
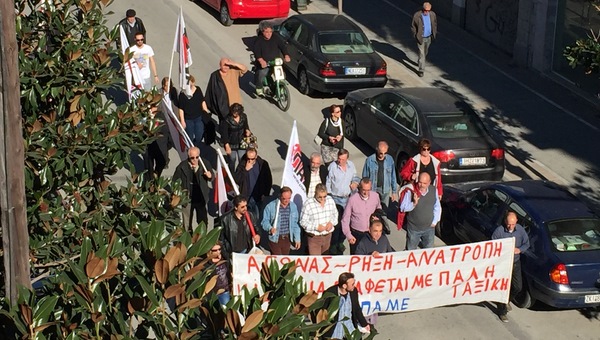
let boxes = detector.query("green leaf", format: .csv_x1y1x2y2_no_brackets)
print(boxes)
32,296,59,327
187,227,221,259
135,275,160,307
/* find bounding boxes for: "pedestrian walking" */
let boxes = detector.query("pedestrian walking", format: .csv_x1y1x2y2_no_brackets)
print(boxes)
205,58,248,123
317,104,344,165
303,152,328,198
299,184,338,255
118,9,146,46
129,32,158,90
235,147,272,218
492,211,530,323
399,172,441,250
178,75,209,147
261,187,301,255
341,178,382,254
411,2,437,77
172,146,213,232
400,138,442,199
143,104,171,180
221,103,252,171
322,272,371,339
220,195,261,257
362,141,398,212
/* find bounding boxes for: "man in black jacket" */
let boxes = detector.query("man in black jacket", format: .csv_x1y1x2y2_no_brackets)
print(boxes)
235,147,272,217
253,21,290,96
303,153,328,198
173,147,213,231
322,272,370,338
118,9,146,46
220,195,261,257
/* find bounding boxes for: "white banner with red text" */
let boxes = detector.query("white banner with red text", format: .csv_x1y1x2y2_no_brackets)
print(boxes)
233,239,515,315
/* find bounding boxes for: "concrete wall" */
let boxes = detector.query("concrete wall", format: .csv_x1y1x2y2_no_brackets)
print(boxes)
464,0,520,54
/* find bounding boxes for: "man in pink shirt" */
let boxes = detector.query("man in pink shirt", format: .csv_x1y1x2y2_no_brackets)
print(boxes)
341,178,382,254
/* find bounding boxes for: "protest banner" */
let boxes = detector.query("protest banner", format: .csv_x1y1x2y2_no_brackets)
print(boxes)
233,239,515,315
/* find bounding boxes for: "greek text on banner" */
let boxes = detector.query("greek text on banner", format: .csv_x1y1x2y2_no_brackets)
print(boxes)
232,239,515,315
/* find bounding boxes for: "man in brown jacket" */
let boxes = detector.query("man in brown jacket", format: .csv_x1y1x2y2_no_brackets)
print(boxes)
411,2,437,77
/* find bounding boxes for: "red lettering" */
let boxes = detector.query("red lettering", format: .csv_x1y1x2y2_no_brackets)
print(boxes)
321,256,332,274
461,245,472,261
484,265,495,278
348,256,361,272
450,247,461,262
419,250,435,265
362,255,372,271
493,241,502,257
407,252,418,268
467,267,478,281
247,255,259,274
472,245,482,259
434,250,446,265
452,270,464,285
374,279,386,293
462,282,472,296
382,254,393,270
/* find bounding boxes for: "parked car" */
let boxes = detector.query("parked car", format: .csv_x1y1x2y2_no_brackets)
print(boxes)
198,0,290,26
441,180,600,309
272,14,387,95
343,87,505,183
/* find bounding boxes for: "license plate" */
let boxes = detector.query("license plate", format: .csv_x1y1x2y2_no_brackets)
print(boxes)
584,294,600,303
459,157,486,166
345,67,366,75
273,65,285,81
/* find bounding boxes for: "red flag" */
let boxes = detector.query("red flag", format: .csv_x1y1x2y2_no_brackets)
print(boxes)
174,8,193,95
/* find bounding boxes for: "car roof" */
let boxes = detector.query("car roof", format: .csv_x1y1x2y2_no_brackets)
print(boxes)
290,14,360,32
395,88,467,114
490,180,597,222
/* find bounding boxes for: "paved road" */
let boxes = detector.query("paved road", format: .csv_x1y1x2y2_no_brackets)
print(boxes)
107,0,599,338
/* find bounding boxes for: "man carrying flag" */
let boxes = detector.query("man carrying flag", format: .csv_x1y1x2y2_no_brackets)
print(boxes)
220,195,260,258
173,8,193,96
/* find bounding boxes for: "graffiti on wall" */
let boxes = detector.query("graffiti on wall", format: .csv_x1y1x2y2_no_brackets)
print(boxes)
467,0,518,54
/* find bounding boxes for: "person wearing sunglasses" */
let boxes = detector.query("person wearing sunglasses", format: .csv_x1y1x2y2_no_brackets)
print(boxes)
208,241,232,307
411,2,437,77
129,31,158,90
400,138,442,199
172,146,213,232
300,184,338,255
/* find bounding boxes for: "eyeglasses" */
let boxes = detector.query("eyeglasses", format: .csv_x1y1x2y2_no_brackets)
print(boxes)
247,157,257,161
421,147,430,151
333,110,341,114
210,248,221,252
317,195,327,199
189,156,199,160
135,39,144,42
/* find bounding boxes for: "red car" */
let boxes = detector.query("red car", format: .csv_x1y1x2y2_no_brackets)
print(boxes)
199,0,290,26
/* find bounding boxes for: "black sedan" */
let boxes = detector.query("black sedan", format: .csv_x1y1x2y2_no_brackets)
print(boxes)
441,180,600,309
274,14,387,95
343,87,505,183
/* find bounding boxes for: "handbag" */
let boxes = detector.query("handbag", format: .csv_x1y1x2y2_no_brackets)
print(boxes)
240,134,258,149
313,118,329,145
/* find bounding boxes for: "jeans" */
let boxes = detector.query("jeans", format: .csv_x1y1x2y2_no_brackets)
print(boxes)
406,227,435,250
254,67,269,90
217,292,231,306
228,149,247,173
417,36,432,72
185,117,204,147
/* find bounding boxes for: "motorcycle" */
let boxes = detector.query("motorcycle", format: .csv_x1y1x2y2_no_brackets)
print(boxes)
250,54,291,112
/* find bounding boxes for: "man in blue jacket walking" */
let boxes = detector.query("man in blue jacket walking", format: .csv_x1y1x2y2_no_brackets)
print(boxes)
261,186,301,255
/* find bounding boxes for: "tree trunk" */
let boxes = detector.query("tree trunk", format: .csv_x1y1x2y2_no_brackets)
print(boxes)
0,0,32,302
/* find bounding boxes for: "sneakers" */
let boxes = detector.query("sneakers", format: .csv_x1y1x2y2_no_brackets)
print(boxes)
499,314,509,323
507,303,512,312
255,87,264,97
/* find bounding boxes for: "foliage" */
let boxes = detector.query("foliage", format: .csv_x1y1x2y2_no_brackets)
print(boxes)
1,0,356,338
564,2,600,76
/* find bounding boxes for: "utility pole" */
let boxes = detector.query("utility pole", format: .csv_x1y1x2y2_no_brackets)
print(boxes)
0,0,31,302
338,0,343,14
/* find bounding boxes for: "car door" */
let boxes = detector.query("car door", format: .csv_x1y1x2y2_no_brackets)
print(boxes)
366,92,399,147
278,18,301,74
282,20,308,78
506,201,545,284
455,189,508,243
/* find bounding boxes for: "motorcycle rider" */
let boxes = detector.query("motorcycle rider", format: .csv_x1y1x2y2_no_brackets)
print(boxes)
253,21,290,97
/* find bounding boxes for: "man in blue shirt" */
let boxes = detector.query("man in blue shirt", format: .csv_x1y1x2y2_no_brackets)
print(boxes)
362,141,398,213
261,186,301,255
411,2,437,77
491,211,530,323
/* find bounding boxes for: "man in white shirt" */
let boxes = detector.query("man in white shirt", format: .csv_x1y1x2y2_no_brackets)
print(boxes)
129,32,159,90
299,184,338,255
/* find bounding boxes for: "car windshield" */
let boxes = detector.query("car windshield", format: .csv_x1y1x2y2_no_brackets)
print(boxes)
318,31,374,54
425,113,486,139
548,218,600,252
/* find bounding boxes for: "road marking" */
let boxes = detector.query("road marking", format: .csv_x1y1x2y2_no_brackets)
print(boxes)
382,0,599,133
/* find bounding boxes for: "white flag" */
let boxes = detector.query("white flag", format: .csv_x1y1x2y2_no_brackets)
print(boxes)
119,25,143,99
282,121,307,210
173,8,193,96
161,97,193,161
214,155,231,216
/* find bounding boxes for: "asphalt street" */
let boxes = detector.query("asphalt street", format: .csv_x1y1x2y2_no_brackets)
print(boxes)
107,0,600,338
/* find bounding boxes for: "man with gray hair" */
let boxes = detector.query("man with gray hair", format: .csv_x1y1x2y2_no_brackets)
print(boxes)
341,177,382,254
304,152,328,198
362,140,397,212
411,2,437,77
399,172,441,250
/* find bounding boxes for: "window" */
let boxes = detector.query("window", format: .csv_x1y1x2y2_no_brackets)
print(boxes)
279,20,300,40
394,101,418,134
547,218,600,251
370,93,398,119
318,31,374,54
425,113,487,139
508,203,534,233
470,189,507,220
294,25,310,47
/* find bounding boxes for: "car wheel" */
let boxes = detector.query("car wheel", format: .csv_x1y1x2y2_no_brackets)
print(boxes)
512,282,535,309
343,107,357,140
298,68,312,95
220,3,234,26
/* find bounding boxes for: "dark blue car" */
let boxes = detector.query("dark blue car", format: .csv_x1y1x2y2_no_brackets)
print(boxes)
441,180,600,309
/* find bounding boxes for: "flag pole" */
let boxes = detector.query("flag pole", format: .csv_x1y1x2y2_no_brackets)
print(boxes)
168,7,182,93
